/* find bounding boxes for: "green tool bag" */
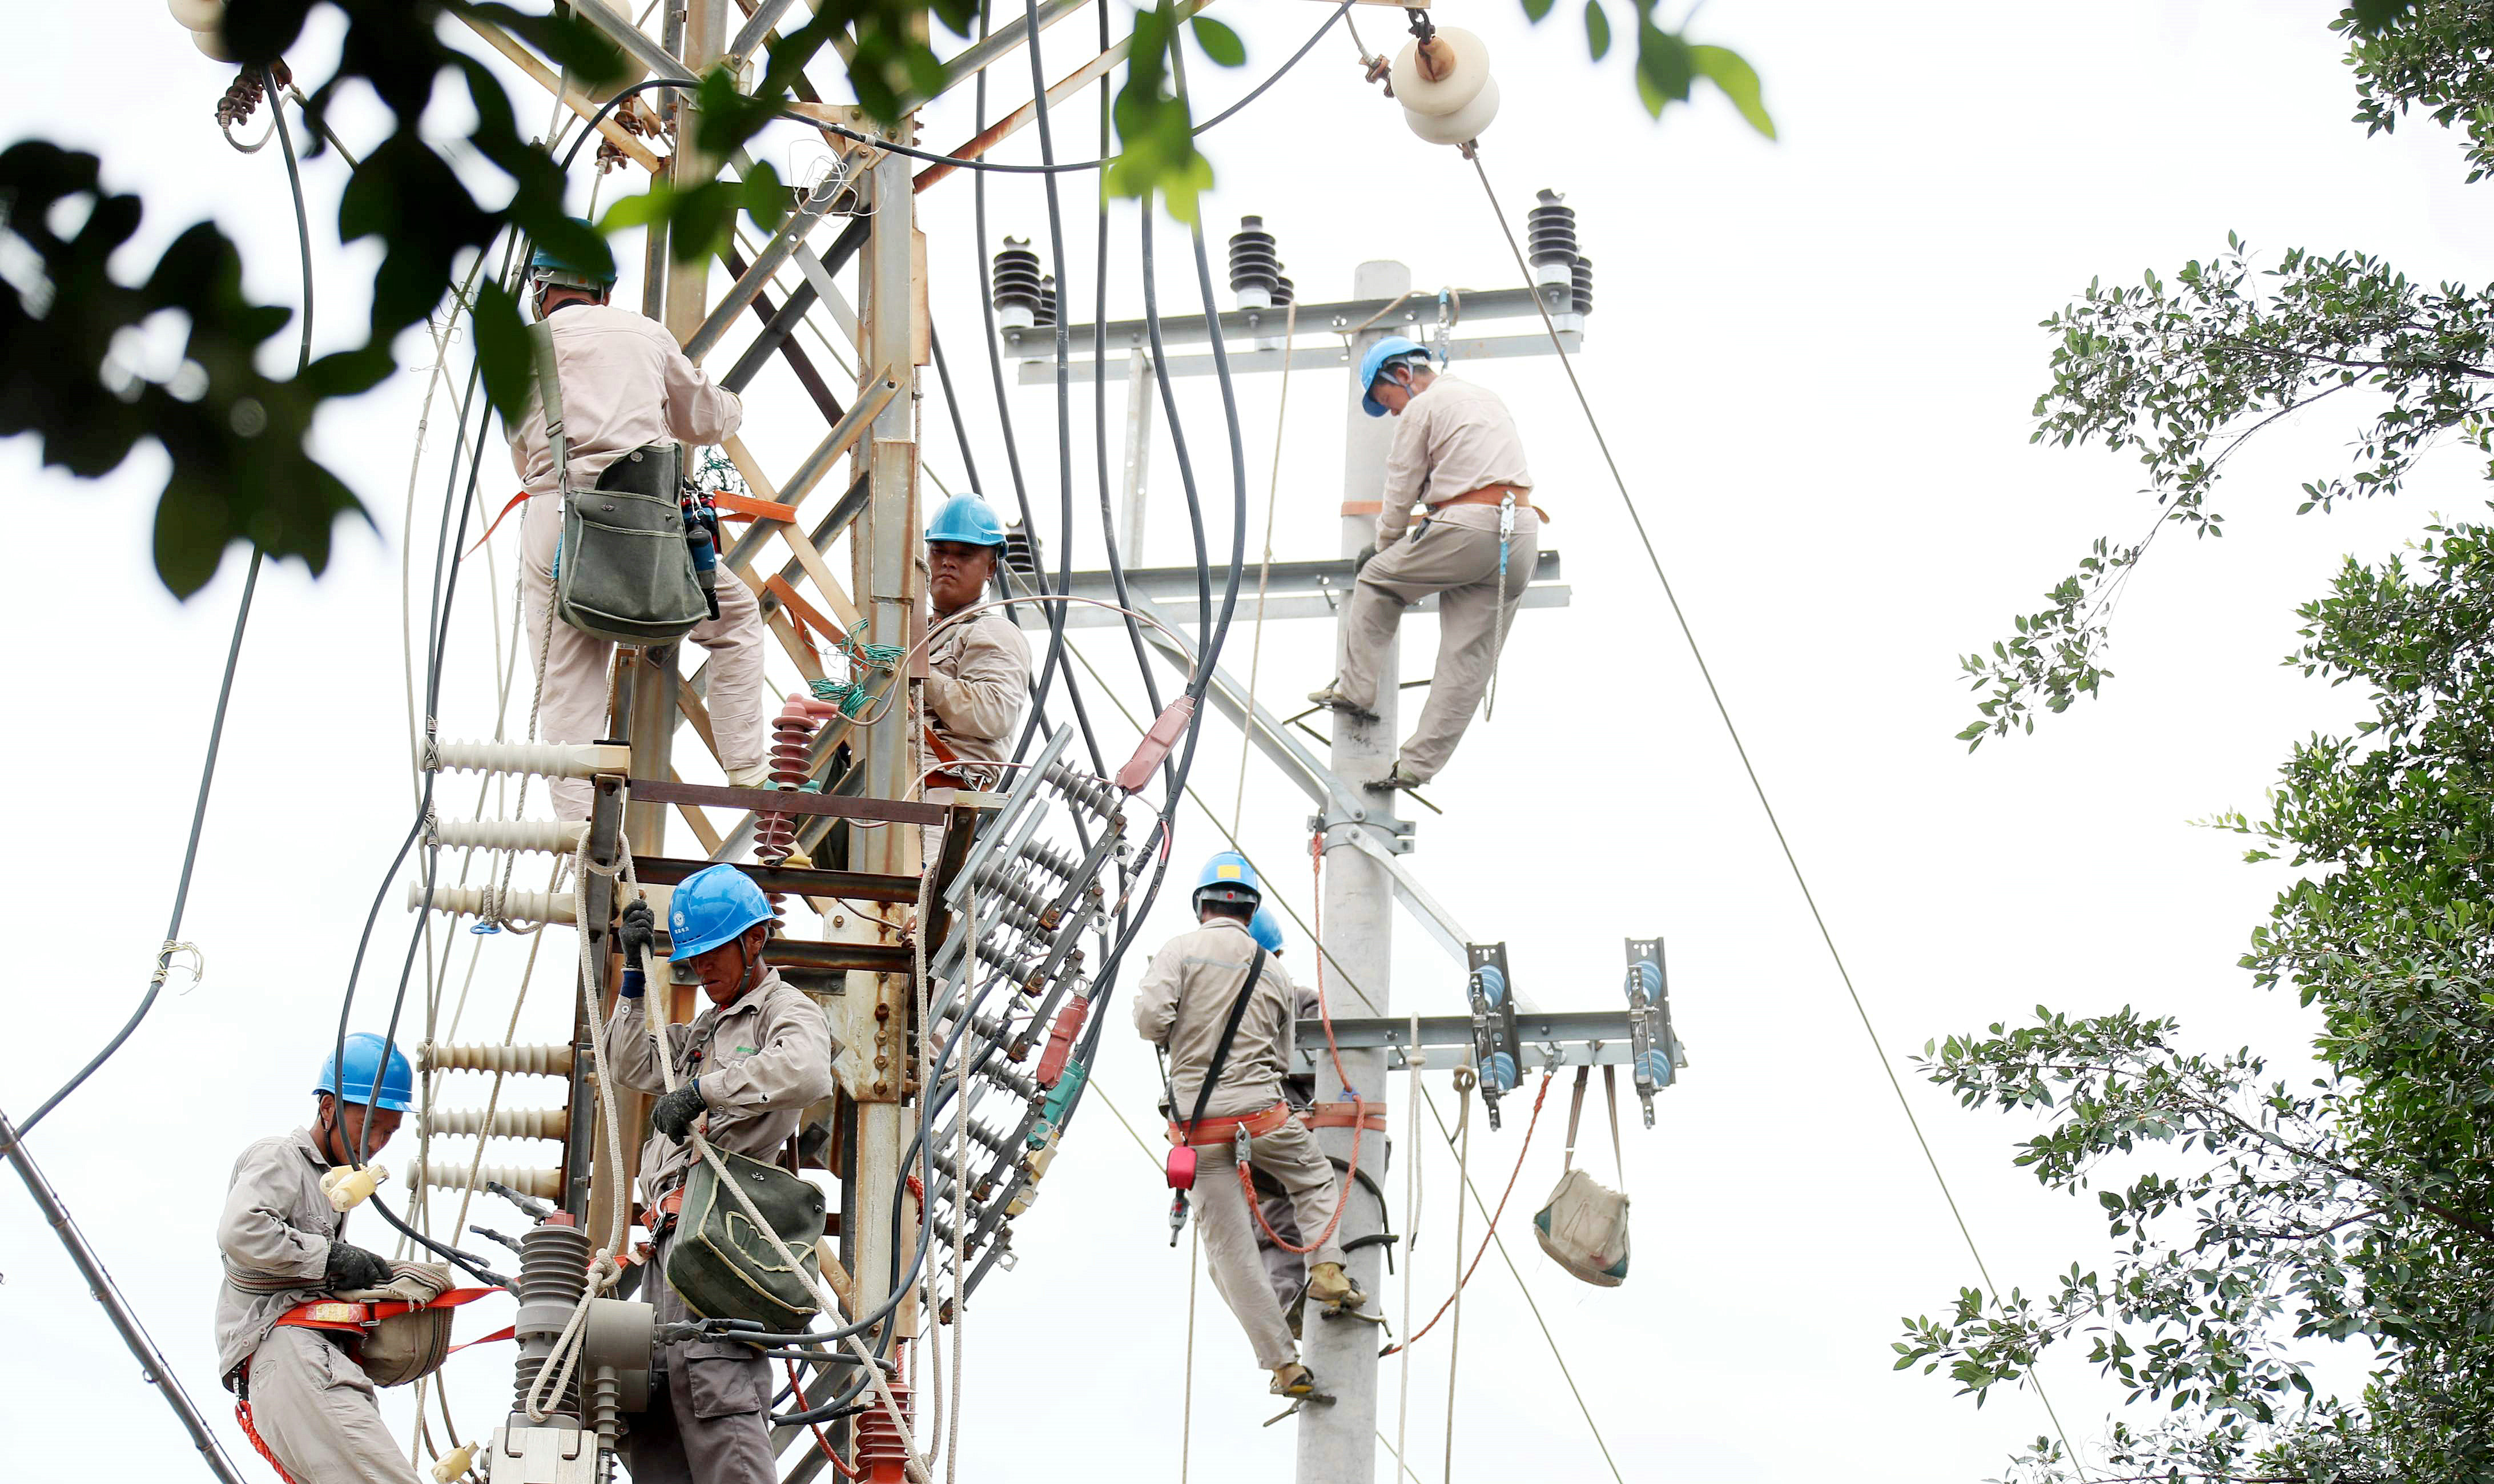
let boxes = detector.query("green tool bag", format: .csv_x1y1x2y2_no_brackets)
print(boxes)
665,1148,828,1330
530,321,709,646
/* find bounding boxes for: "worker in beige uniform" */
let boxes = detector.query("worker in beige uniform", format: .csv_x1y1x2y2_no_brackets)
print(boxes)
1310,336,1542,792
508,230,773,818
918,493,1032,855
602,864,838,1484
1135,853,1362,1398
215,1033,420,1484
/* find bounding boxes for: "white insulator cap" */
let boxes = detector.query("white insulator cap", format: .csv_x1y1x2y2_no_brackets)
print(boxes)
1405,76,1501,147
1531,258,1573,289
407,881,579,924
1235,285,1273,311
411,1161,564,1203
421,1041,576,1077
429,738,632,781
432,818,590,855
168,0,224,32
997,304,1036,331
191,25,239,62
1391,28,1491,118
417,1107,570,1141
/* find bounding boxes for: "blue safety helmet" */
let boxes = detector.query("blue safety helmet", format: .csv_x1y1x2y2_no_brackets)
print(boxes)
315,1033,416,1112
669,864,775,961
1249,905,1286,955
924,493,1008,549
528,219,617,291
1358,335,1433,418
1193,851,1263,912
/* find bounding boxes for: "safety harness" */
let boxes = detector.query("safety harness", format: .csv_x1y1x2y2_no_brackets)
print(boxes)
1161,944,1270,1202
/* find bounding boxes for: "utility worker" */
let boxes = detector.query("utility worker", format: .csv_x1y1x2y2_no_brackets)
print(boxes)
509,226,773,818
216,1033,420,1483
604,864,839,1484
1135,854,1362,1398
919,492,1032,854
1245,906,1326,1330
1309,335,1542,792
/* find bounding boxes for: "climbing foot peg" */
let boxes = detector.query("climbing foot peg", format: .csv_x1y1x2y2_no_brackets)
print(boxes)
1269,1362,1320,1397
1307,683,1378,723
1365,762,1426,793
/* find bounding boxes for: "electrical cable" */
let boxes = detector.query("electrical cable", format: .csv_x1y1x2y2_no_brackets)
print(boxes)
1462,145,2090,1473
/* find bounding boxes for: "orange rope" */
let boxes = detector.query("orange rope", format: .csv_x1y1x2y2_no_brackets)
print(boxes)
1238,833,1371,1256
1378,1069,1555,1358
786,1360,864,1478
234,1394,302,1484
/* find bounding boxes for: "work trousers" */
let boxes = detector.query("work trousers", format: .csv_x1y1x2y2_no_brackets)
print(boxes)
240,1325,422,1484
1334,504,1539,785
1194,1116,1347,1372
1258,1181,1308,1314
521,493,771,819
620,1232,779,1484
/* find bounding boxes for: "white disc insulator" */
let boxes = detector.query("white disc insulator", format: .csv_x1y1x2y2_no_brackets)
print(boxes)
1405,76,1501,147
432,818,589,855
1391,28,1491,118
168,0,224,33
421,1042,577,1078
406,881,579,924
412,1161,564,1202
417,1107,570,1141
429,738,631,781
191,25,239,62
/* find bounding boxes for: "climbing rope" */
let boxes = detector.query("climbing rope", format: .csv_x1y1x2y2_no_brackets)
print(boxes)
1232,295,1301,834
1441,1071,1471,1484
1237,835,1369,1257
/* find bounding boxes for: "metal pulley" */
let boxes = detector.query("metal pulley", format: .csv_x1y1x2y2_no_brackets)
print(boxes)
1394,27,1499,147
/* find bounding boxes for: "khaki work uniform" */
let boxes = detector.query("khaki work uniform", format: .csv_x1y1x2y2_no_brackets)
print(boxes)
509,301,766,818
1258,978,1324,1312
918,604,1032,855
1335,375,1542,785
601,968,839,1484
215,1128,421,1484
1133,920,1348,1372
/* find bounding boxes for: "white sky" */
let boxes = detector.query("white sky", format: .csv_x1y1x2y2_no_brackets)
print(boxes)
4,2,2483,1481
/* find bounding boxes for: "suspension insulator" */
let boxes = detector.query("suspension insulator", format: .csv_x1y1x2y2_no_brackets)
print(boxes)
968,862,1057,925
1390,27,1491,118
1571,255,1595,316
1228,215,1281,309
1001,520,1043,580
964,1119,1020,1157
981,1060,1041,1103
407,882,577,926
1526,189,1578,288
1036,274,1057,328
1016,839,1080,882
412,1160,564,1203
431,818,589,855
422,1041,576,1077
1044,759,1123,820
758,697,839,920
429,738,631,781
992,238,1043,329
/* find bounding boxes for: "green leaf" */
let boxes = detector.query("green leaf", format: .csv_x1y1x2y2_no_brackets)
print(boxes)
741,160,789,236
1691,43,1775,138
1521,0,1556,19
471,280,534,424
1584,0,1611,62
1634,25,1694,118
1190,17,1246,67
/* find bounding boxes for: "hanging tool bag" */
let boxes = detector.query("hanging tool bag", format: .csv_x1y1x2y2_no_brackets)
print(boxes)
530,320,710,646
1162,947,1269,1191
273,1261,497,1386
1533,1066,1631,1287
665,1147,828,1330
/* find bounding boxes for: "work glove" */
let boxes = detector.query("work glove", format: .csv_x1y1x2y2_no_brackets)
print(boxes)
649,1080,707,1144
325,1240,393,1293
1352,543,1377,576
619,898,657,968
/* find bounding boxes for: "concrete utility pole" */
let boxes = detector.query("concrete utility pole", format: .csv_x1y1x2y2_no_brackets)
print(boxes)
843,136,927,1345
1298,258,1412,1484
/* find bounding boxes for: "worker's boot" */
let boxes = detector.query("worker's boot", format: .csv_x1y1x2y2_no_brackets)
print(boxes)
1364,762,1425,793
1306,1260,1366,1312
1269,1361,1319,1397
725,762,774,789
1306,682,1378,723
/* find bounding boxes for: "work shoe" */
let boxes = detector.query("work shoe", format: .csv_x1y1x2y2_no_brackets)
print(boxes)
1269,1362,1319,1397
1306,682,1378,723
1363,762,1426,794
1306,1261,1367,1311
725,762,774,789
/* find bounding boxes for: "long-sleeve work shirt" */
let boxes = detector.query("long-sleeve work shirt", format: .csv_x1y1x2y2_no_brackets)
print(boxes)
214,1127,340,1379
601,967,839,1204
1375,375,1535,545
508,302,742,573
923,607,1033,782
1132,918,1298,1119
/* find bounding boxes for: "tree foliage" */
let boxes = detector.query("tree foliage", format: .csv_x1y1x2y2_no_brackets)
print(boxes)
1956,1,2494,747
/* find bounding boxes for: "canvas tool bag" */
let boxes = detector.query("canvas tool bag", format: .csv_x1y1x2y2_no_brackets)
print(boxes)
1534,1065,1631,1287
665,1145,828,1330
530,320,709,646
297,1261,501,1386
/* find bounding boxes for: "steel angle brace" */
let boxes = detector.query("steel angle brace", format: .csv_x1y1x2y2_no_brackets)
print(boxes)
1332,827,1539,1010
